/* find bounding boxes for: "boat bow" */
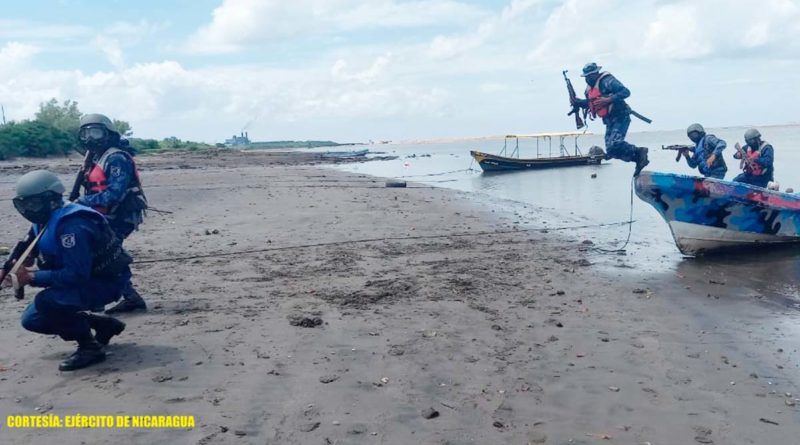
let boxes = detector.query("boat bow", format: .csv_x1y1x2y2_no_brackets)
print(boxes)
635,171,800,255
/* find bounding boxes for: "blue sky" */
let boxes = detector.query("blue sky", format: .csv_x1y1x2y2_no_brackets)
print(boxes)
1,0,798,143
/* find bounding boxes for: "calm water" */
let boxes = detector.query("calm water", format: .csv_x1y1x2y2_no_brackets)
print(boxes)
327,125,800,288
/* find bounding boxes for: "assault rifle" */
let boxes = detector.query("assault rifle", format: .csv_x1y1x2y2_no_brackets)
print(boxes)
1,229,45,299
68,150,92,202
662,144,694,162
734,142,759,173
562,70,585,130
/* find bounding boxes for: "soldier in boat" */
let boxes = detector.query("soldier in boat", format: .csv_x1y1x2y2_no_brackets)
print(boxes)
571,62,650,176
682,123,728,179
733,128,774,189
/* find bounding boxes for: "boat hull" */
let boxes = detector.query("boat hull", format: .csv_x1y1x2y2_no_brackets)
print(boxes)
470,150,601,172
321,149,369,158
635,171,800,255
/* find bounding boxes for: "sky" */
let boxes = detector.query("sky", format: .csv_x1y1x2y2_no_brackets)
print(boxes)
1,0,798,143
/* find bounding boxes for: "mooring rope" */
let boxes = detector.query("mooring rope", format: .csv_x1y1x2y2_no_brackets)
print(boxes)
133,219,636,265
590,175,635,253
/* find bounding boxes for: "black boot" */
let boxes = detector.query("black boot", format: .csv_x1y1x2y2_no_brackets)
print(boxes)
105,286,147,314
86,314,126,346
633,146,650,177
59,339,106,371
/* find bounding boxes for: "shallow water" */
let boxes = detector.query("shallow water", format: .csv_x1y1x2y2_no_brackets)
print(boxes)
330,124,800,300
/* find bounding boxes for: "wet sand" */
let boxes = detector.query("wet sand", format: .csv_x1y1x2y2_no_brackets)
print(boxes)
0,150,797,444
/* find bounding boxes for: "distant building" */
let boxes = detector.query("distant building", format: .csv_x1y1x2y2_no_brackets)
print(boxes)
225,131,251,146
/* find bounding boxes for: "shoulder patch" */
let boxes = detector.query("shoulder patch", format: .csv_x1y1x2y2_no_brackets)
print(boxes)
110,165,122,177
61,233,76,249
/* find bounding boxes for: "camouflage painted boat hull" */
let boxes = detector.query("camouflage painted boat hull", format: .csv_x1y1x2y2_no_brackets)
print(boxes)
635,171,800,256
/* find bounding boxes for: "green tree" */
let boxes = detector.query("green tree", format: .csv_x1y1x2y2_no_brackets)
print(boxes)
35,98,82,133
0,120,75,160
113,119,132,136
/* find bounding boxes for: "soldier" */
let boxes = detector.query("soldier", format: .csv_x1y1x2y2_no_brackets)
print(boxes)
733,128,774,188
683,123,728,179
572,63,650,176
2,171,130,371
74,114,148,313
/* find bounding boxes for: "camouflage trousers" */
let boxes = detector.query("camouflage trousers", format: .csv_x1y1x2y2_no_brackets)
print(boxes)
603,114,638,162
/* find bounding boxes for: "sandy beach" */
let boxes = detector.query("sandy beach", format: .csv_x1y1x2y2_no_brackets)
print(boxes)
0,150,797,445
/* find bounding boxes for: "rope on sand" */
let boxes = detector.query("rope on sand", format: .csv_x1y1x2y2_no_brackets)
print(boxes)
133,219,636,265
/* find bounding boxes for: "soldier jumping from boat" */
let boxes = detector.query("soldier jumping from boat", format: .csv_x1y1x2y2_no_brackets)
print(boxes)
733,128,774,189
570,63,651,177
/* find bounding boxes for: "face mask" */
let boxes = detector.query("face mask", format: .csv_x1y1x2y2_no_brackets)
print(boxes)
13,193,60,225
688,132,703,144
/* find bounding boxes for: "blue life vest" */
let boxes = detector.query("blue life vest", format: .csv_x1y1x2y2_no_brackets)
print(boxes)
34,204,104,260
695,136,709,174
33,203,132,279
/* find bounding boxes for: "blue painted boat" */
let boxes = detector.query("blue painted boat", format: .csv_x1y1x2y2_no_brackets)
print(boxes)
635,171,800,255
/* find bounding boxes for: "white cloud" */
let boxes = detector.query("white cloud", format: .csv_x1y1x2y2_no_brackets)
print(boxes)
93,36,125,69
2,1,800,141
331,53,392,84
0,42,40,79
530,0,800,64
428,0,541,59
104,19,170,41
641,3,711,60
0,44,447,140
185,0,488,54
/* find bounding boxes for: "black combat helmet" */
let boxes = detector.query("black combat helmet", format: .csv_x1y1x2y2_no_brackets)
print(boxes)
79,113,120,153
687,123,705,143
13,170,65,224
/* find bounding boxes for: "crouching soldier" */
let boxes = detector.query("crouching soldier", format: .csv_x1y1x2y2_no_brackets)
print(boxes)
683,123,727,179
1,170,130,371
733,128,774,189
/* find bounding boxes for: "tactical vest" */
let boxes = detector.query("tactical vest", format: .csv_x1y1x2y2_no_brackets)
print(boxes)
34,203,132,279
84,148,148,217
586,73,612,118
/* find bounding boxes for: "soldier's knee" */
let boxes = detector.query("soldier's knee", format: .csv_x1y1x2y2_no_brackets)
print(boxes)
20,304,44,333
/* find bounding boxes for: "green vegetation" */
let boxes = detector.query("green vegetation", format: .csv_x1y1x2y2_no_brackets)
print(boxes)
0,98,211,160
128,136,212,153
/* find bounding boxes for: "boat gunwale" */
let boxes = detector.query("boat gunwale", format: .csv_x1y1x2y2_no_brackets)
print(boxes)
636,171,800,212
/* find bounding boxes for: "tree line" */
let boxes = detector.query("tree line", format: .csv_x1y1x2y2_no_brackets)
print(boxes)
0,99,212,160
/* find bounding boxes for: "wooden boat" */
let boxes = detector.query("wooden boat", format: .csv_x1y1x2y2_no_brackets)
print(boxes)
470,132,602,172
320,149,369,158
635,171,800,256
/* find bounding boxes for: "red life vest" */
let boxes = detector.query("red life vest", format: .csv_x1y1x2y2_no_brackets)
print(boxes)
586,73,612,118
744,143,765,176
84,148,144,215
